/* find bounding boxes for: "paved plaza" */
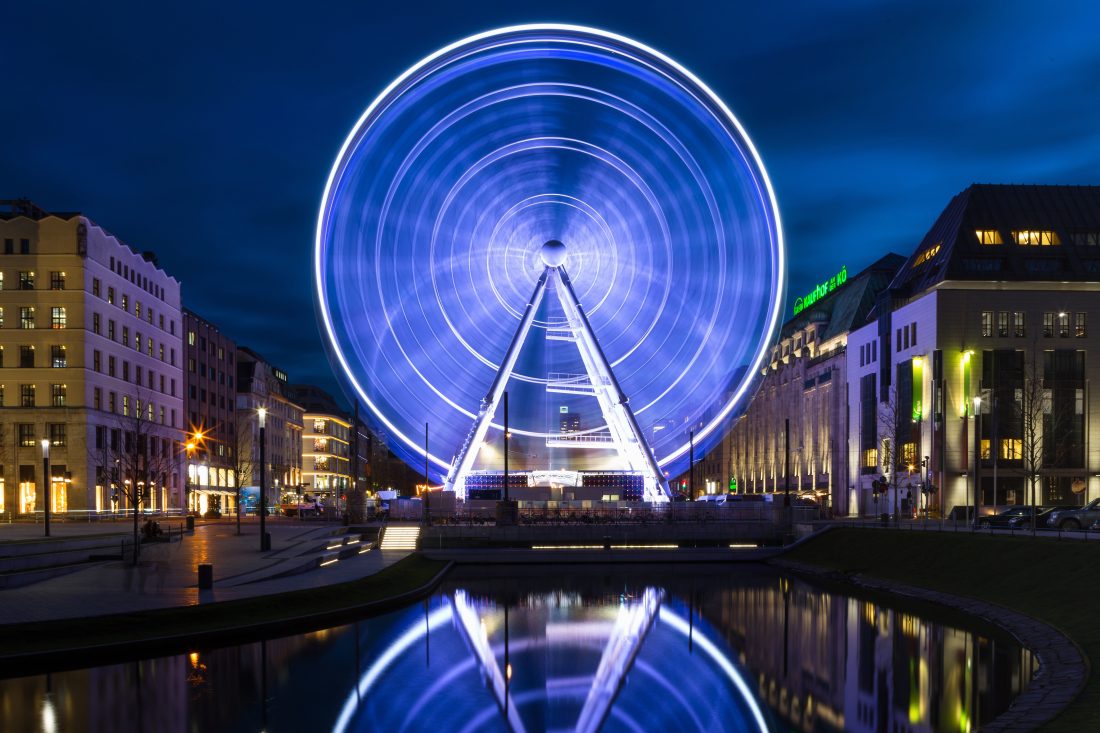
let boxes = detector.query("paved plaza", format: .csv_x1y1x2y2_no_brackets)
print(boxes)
0,519,411,624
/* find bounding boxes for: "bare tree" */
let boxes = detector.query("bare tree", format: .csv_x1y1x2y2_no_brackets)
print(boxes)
97,390,178,564
878,386,915,525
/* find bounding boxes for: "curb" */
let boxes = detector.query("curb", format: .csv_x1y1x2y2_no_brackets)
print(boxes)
0,558,454,678
772,558,1088,732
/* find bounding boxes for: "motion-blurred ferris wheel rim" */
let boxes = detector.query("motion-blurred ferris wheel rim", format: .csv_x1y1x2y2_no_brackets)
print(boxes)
315,23,785,475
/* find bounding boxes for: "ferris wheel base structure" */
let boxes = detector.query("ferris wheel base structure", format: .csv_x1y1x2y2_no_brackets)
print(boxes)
444,241,672,504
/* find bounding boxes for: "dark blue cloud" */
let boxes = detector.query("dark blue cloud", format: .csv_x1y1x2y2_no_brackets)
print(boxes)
4,0,1099,398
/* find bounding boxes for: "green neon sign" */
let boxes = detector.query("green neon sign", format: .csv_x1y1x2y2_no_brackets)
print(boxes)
792,266,848,316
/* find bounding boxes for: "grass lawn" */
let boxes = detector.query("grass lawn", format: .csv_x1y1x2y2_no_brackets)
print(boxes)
784,528,1098,732
0,553,449,674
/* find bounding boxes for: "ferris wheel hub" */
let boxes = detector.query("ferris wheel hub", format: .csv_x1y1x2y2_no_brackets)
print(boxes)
540,239,568,267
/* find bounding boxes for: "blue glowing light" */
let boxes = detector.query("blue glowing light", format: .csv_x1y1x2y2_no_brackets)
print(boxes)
316,25,784,480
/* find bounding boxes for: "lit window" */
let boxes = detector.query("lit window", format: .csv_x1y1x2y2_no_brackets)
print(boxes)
1076,312,1087,338
107,287,115,304
51,345,66,368
1043,312,1054,337
50,307,66,329
188,330,196,346
50,383,66,407
1013,312,1025,338
1013,230,1061,246
19,307,34,329
1058,312,1070,337
1000,439,1022,460
20,384,35,407
49,271,65,290
121,294,129,312
975,229,1003,245
861,448,878,468
997,312,1008,337
980,311,993,337
18,271,34,290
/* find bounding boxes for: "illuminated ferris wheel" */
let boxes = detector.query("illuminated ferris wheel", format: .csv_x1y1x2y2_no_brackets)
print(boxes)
315,25,784,501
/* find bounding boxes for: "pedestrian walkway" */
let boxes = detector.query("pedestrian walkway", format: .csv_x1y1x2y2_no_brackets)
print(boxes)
0,520,412,625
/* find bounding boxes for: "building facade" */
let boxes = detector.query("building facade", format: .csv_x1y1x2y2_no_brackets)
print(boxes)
183,309,239,514
289,384,352,504
711,256,903,514
846,184,1100,516
235,348,303,501
0,199,185,514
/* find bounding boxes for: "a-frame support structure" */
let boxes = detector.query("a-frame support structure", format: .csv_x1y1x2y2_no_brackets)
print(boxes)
444,243,670,503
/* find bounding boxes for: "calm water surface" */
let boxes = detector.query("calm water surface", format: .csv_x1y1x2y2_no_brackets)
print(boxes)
1,565,1034,732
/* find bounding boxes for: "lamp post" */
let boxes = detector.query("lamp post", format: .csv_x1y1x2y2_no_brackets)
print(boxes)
41,438,50,537
973,395,982,526
258,407,268,551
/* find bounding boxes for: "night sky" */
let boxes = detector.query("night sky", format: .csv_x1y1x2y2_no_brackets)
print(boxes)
5,0,1099,401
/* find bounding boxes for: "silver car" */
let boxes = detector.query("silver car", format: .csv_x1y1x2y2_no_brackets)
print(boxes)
1046,498,1100,530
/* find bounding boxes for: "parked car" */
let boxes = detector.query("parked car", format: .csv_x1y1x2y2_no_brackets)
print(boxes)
1045,499,1100,530
1033,505,1080,528
975,506,1034,529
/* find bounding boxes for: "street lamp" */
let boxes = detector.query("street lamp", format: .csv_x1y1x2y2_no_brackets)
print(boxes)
973,395,982,525
258,406,269,552
41,438,50,537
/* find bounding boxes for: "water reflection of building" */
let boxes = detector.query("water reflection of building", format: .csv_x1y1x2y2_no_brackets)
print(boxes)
702,579,1034,732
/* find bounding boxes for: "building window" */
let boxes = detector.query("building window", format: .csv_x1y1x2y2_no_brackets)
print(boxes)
1013,311,1025,337
20,239,29,254
94,387,102,410
93,350,101,372
92,278,101,297
18,424,35,447
18,271,34,290
122,361,129,382
997,311,1008,337
895,328,901,352
1043,312,1054,337
147,337,153,356
19,345,34,368
122,326,129,347
1058,312,1070,337
51,345,66,368
135,332,141,351
20,384,35,407
975,229,1003,245
1013,230,1061,246
122,395,130,416
188,358,195,373
121,294,128,312
861,448,878,469
1076,312,1087,338
2,238,10,254
0,306,4,328
50,307,66,329
19,307,34,329
1000,438,1022,460
92,312,101,335
49,271,65,290
108,355,116,377
50,384,66,407
109,392,116,413
135,301,141,319
188,330,195,346
910,321,916,344
981,311,993,337
107,287,115,305
1070,232,1100,247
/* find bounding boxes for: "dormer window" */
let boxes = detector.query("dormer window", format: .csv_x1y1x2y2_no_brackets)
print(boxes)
1013,230,1060,246
975,229,1002,245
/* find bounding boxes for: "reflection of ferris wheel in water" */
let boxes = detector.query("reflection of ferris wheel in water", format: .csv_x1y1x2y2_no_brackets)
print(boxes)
315,24,785,501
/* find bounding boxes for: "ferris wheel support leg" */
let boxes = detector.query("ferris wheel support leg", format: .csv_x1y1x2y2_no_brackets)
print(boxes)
553,267,672,501
444,268,551,501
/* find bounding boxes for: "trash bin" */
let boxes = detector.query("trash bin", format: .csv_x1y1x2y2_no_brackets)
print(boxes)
185,515,195,532
198,563,213,589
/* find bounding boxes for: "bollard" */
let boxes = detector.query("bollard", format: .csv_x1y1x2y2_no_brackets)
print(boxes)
198,563,214,589
185,515,195,533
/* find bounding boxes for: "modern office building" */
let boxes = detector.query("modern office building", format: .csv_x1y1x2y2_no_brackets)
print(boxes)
0,199,185,514
846,184,1100,516
713,255,904,514
235,348,303,500
183,309,239,514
